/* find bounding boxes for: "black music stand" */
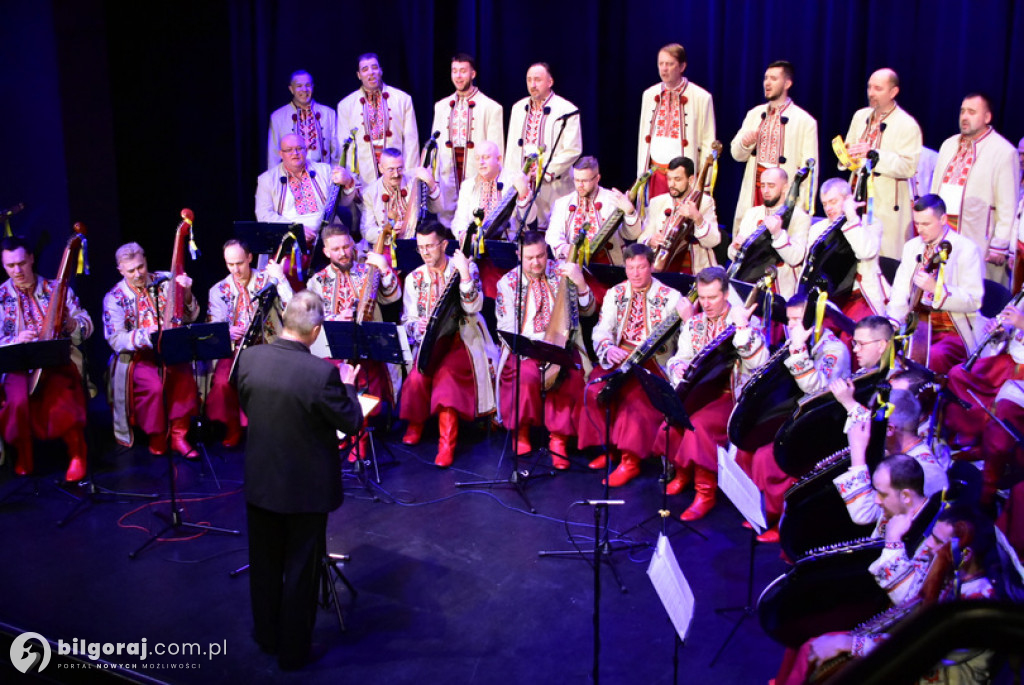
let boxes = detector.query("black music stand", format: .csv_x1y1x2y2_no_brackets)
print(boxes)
620,368,707,542
0,340,80,505
456,332,575,512
130,323,241,560
322,320,406,499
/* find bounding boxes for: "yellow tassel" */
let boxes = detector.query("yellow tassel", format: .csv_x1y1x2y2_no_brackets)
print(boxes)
3,220,11,237
709,157,719,194
582,237,591,266
815,290,827,340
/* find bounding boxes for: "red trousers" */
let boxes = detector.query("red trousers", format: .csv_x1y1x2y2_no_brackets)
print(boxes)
128,353,199,435
0,366,86,459
662,390,733,472
401,333,480,423
499,354,584,437
207,358,247,428
577,368,664,458
945,354,1022,442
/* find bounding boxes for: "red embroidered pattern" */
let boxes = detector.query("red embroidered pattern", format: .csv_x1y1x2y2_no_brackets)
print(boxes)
288,171,319,215
449,89,476,147
528,276,551,333
295,107,320,152
653,82,688,139
569,196,601,240
755,100,789,165
941,133,986,187
480,178,500,216
364,90,386,140
859,107,895,148
622,289,649,345
690,312,729,353
14,287,44,334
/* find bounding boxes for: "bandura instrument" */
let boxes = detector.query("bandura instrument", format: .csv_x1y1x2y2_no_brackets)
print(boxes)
962,285,1024,372
759,493,942,648
540,227,587,390
596,302,681,406
479,153,539,240
414,226,478,375
29,222,87,394
652,141,722,272
727,159,814,284
586,171,651,261
162,209,193,329
674,267,776,414
355,222,393,324
901,240,953,366
808,599,922,683
395,131,440,239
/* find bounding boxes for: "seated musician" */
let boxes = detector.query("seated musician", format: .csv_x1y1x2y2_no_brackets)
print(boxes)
495,231,593,469
780,502,1002,685
814,177,890,321
451,140,532,246
849,314,896,373
306,225,401,450
359,147,445,245
577,243,681,485
0,236,92,481
637,156,720,273
663,266,769,521
886,194,985,376
729,166,810,298
206,240,293,448
734,292,851,541
832,419,941,605
400,221,497,467
546,156,640,267
102,242,200,456
255,133,356,246
945,298,1024,507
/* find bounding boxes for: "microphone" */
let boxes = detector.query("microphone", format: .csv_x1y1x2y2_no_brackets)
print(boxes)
554,110,580,122
148,274,170,291
256,278,279,299
866,149,880,165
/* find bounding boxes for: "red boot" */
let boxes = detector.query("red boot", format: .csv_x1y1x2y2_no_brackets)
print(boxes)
435,408,458,467
588,454,608,470
64,430,87,482
666,464,693,496
549,433,570,470
148,432,168,456
170,418,196,459
402,421,425,446
680,466,717,521
222,421,244,448
606,452,641,487
515,423,532,456
13,438,33,476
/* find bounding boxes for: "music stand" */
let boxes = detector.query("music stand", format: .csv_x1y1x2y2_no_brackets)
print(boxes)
322,320,408,498
709,445,768,667
0,340,80,505
620,367,706,542
130,323,241,560
585,264,625,289
456,331,574,511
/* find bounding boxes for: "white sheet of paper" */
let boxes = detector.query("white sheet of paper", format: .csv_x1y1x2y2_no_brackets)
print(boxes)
337,393,381,440
647,533,695,642
717,444,767,533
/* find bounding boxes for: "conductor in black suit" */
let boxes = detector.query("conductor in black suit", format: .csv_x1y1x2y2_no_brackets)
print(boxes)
237,289,363,670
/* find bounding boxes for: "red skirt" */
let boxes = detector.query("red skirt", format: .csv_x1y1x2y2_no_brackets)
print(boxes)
400,333,480,423
577,366,665,458
0,365,85,443
499,354,584,437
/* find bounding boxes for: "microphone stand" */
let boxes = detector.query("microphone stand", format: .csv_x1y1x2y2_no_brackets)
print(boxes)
456,114,575,512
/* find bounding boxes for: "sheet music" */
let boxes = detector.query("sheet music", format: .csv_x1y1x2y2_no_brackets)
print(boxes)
647,533,695,642
717,444,768,533
338,393,381,440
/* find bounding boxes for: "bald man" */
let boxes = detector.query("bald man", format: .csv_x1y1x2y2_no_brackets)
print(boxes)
842,68,923,259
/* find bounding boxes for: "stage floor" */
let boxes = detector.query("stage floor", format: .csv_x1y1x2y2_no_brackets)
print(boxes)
0,410,789,684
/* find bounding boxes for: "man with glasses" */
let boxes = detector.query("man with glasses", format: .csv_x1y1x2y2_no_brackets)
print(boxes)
359,147,444,245
255,133,356,246
267,70,337,169
398,221,496,467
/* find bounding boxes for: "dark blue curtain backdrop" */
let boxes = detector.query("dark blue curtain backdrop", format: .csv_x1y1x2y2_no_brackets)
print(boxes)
1,0,1022,374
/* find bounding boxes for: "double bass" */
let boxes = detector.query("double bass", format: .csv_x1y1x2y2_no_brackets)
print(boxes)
29,222,87,394
355,222,394,324
162,209,194,331
395,131,441,239
900,240,953,366
585,172,650,262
